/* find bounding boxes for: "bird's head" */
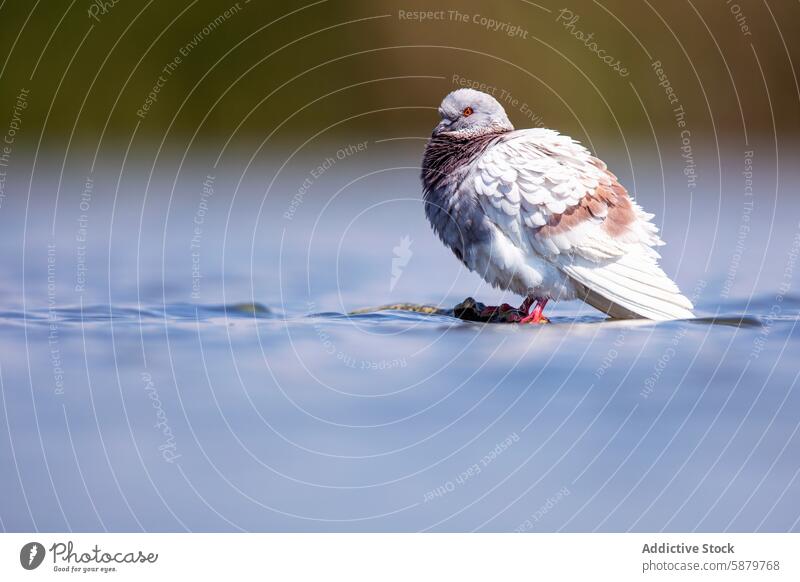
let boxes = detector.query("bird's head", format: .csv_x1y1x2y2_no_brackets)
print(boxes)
433,88,514,137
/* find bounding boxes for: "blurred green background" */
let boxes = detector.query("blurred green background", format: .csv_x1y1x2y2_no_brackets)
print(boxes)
0,0,797,155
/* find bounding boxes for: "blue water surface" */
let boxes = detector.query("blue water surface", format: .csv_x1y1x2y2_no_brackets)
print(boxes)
0,146,798,532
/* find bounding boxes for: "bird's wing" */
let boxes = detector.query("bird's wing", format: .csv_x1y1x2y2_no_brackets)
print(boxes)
470,128,694,320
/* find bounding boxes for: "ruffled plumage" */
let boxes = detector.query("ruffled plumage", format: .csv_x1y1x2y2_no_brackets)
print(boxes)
422,89,694,320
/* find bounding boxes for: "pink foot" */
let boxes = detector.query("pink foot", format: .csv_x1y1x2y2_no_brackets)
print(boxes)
519,298,549,324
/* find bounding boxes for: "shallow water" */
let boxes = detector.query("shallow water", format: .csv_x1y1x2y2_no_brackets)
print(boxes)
1,148,799,532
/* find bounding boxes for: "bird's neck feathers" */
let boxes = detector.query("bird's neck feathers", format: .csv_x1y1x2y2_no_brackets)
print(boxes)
421,127,508,193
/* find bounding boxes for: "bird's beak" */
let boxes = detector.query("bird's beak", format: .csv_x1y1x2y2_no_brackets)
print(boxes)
434,118,452,134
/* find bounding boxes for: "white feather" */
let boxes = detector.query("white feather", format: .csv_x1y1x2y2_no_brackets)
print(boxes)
565,254,695,320
468,128,695,320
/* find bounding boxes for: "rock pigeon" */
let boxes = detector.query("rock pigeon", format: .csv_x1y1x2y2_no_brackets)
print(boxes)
421,88,694,322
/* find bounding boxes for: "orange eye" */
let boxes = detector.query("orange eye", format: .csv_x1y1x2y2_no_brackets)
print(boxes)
463,106,473,117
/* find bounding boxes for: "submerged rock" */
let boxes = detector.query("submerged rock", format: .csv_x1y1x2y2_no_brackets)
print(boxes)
226,302,271,314
453,297,543,323
452,297,487,322
349,303,445,316
350,298,547,324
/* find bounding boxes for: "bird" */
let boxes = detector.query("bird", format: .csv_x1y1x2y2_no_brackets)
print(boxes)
421,88,694,323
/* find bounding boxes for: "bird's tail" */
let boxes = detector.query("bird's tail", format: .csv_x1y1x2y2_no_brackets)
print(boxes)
566,253,695,321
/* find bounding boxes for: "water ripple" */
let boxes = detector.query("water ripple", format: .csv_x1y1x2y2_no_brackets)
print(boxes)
0,295,795,331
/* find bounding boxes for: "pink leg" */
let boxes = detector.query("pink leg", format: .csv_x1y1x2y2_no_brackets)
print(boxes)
519,298,548,324
519,296,534,315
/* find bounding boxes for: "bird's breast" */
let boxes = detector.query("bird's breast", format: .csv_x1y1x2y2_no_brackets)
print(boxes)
424,183,491,265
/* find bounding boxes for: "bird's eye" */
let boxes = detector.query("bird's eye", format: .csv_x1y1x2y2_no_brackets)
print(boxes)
463,107,473,117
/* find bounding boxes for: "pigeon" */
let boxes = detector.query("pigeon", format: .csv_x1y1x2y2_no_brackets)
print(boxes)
421,88,694,322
